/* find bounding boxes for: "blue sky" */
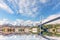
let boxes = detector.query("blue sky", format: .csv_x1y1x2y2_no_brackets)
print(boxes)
0,0,60,40
0,0,60,21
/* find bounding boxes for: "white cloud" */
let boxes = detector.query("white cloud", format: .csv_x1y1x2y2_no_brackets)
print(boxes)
52,2,60,10
11,19,25,26
46,36,60,40
0,35,43,40
0,35,6,40
18,0,38,17
23,20,33,26
0,0,13,14
0,0,39,17
0,18,40,26
0,13,60,26
39,0,48,3
0,35,17,40
0,19,10,25
12,19,40,26
42,13,60,24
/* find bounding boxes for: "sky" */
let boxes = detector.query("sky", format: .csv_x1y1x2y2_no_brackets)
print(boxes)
0,0,60,26
0,0,60,21
0,0,60,40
